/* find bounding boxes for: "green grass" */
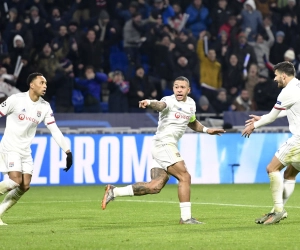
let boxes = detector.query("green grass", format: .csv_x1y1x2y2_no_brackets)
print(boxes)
1,184,300,250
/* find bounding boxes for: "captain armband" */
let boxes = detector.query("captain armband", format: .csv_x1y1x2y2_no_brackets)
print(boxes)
189,114,196,123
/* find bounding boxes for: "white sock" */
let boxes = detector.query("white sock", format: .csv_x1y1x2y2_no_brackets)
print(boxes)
269,178,296,213
113,185,134,197
283,179,295,205
0,187,25,217
269,172,283,212
0,179,19,195
180,202,191,221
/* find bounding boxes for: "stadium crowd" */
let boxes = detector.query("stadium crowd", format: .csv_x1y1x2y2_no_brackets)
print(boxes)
0,0,300,113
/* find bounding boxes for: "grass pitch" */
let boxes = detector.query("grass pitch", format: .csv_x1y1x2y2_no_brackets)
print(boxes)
1,184,300,250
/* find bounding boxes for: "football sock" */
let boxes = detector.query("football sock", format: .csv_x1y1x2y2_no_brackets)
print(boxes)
269,172,283,212
269,178,296,213
0,179,19,195
0,187,25,216
282,179,295,205
180,202,191,221
113,185,134,197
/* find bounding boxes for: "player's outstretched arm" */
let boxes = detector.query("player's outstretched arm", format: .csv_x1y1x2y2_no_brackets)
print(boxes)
47,123,73,172
242,108,282,138
139,99,166,112
188,119,225,136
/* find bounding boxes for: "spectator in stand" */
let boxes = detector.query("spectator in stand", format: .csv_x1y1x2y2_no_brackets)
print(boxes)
115,1,140,24
34,43,71,103
48,5,78,33
75,66,108,113
243,63,259,101
108,71,129,113
214,30,230,62
197,95,216,113
211,88,233,114
2,8,21,48
283,49,300,78
10,34,31,92
128,66,157,112
232,89,253,111
269,31,289,65
78,29,103,73
240,0,263,42
172,29,199,79
186,0,210,38
151,0,175,25
152,35,174,89
255,0,277,18
51,24,71,61
253,74,280,111
197,31,222,101
222,54,244,100
218,15,241,45
28,6,54,52
0,54,14,74
276,12,298,48
55,59,74,113
172,56,193,84
270,0,298,18
167,3,184,32
72,0,90,25
67,20,84,45
123,12,148,78
210,0,233,41
226,31,257,71
247,23,275,77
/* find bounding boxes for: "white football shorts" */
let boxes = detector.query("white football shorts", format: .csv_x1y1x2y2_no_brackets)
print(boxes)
0,146,34,175
151,140,183,171
275,135,300,171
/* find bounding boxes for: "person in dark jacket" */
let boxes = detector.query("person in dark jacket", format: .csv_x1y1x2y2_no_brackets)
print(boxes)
108,71,129,113
128,66,157,112
253,74,281,111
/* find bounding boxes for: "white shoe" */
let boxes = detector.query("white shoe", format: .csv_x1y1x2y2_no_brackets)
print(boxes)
0,218,7,226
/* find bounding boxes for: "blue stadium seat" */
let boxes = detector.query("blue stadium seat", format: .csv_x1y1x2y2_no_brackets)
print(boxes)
109,51,129,75
100,102,109,113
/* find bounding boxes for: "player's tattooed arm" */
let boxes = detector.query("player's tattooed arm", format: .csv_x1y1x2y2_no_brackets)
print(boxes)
139,99,166,111
149,101,167,112
188,119,205,132
132,169,169,195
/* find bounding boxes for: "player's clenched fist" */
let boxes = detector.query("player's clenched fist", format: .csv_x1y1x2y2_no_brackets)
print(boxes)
139,100,150,109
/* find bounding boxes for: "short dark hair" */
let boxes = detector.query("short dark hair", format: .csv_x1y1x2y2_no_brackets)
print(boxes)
273,61,295,76
174,76,190,86
27,72,43,86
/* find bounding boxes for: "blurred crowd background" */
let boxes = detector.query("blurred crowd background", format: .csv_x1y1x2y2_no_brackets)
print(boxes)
0,0,300,114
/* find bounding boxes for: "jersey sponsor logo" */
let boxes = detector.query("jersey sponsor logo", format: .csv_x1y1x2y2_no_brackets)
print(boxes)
9,162,14,168
37,111,41,117
175,112,190,120
19,114,25,120
18,114,39,124
1,101,6,107
276,100,282,105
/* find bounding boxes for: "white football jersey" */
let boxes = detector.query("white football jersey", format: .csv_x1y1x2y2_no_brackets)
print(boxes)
153,95,196,144
0,91,55,156
274,78,300,135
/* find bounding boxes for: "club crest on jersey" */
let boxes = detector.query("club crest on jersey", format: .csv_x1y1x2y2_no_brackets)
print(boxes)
9,162,14,168
37,111,41,117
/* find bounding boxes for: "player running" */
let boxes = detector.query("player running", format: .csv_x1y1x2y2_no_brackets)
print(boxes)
102,76,225,224
0,72,73,225
242,61,300,225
